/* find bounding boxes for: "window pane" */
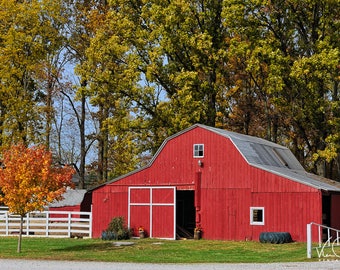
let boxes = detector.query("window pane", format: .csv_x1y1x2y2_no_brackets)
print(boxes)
250,207,264,225
253,209,263,222
193,144,204,157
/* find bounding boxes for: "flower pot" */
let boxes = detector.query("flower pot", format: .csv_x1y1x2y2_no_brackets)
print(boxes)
194,231,201,240
139,231,145,238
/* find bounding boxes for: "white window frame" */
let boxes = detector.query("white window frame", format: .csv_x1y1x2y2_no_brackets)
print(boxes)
250,207,265,225
193,144,204,158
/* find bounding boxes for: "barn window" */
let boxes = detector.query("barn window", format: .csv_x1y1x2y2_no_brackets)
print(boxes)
250,207,264,225
193,144,204,157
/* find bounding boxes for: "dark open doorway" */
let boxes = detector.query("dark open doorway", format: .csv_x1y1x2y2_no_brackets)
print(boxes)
322,194,331,241
176,190,195,239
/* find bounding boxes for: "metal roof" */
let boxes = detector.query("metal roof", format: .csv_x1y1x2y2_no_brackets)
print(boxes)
200,124,340,192
49,189,87,207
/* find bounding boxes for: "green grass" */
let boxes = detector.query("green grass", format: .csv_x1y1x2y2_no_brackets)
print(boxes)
0,237,313,263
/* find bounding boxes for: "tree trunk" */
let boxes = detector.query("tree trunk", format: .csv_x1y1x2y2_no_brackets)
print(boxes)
78,93,86,189
97,105,109,183
17,215,23,253
45,80,53,150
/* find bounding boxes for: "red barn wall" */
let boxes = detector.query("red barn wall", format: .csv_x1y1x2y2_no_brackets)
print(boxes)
92,185,129,238
49,205,81,212
49,205,81,219
92,126,325,241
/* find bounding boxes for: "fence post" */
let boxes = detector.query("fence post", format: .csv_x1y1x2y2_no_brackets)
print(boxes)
46,211,49,237
26,212,29,236
68,212,71,237
5,212,9,236
89,205,93,238
307,223,312,259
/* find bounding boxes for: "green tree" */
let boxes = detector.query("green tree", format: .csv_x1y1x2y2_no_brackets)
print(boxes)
223,0,339,177
75,1,148,179
62,0,100,187
78,0,232,166
0,0,67,148
76,0,339,181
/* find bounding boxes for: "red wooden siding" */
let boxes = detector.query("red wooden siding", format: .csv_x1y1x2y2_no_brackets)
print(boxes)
49,205,80,212
250,191,322,241
91,126,337,241
49,205,81,219
92,186,129,238
130,188,150,204
152,206,174,238
130,205,150,236
200,188,251,240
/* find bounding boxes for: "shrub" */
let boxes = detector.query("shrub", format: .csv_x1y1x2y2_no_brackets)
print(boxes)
102,216,131,240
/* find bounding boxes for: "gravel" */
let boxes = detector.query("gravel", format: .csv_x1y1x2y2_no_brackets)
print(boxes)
0,259,340,270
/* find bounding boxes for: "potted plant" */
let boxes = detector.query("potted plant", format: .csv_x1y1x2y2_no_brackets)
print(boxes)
194,225,201,240
138,226,145,238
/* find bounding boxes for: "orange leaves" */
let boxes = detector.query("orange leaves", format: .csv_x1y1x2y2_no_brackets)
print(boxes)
0,144,75,216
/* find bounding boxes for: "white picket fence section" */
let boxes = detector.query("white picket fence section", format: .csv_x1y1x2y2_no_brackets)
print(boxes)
0,207,92,238
307,222,340,259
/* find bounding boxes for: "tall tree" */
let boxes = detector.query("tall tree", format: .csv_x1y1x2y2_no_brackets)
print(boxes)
78,0,232,163
78,0,339,181
76,1,148,180
0,0,66,147
123,0,230,130
222,0,340,177
62,0,99,187
0,144,74,252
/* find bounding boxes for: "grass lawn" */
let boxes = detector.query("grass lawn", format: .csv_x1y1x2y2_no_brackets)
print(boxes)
0,237,314,263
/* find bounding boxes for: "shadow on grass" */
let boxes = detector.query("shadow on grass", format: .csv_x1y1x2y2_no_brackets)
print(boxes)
52,241,126,252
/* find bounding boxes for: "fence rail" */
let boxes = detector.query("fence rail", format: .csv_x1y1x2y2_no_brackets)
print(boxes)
307,222,340,259
0,208,92,238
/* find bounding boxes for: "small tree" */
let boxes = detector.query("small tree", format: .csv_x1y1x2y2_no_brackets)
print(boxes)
0,144,75,253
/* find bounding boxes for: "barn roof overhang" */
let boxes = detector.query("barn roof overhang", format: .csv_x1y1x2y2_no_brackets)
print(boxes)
250,164,340,192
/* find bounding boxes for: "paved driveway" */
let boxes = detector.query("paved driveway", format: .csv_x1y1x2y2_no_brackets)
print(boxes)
1,259,340,270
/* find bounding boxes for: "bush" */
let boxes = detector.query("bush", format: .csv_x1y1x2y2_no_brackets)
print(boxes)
102,216,131,240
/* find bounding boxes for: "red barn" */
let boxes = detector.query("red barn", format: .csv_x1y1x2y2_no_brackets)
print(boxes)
49,189,89,212
90,124,340,241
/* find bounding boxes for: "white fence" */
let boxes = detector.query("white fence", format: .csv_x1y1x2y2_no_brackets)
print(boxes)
0,208,92,238
307,222,340,259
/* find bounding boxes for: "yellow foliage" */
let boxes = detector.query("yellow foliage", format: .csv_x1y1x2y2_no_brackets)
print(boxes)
0,144,75,216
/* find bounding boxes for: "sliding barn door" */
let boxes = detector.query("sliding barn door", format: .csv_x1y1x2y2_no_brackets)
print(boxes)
128,187,176,239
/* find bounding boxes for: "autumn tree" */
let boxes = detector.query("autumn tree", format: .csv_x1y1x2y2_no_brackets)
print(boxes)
223,0,340,178
117,0,229,131
75,0,150,181
1,0,338,183
75,0,232,182
75,0,339,182
0,144,75,253
61,0,104,186
0,0,67,147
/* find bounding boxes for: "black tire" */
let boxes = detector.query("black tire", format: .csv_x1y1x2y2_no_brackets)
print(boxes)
259,232,292,244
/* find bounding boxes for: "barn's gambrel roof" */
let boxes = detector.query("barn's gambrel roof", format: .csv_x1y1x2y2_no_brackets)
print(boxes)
201,124,340,192
97,124,340,192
